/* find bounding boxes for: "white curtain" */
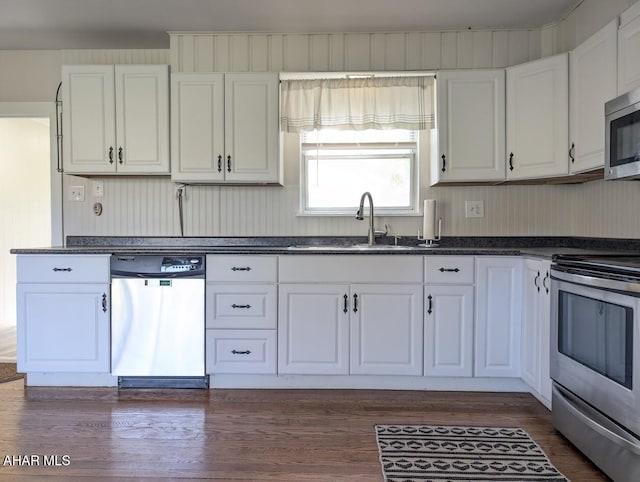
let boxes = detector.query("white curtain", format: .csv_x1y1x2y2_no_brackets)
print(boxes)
280,76,435,133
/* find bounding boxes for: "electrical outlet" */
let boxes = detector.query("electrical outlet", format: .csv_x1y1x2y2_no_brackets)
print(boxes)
92,180,104,197
465,200,484,218
69,186,85,202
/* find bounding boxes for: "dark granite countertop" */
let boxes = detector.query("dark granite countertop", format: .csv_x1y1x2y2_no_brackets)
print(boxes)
10,236,640,258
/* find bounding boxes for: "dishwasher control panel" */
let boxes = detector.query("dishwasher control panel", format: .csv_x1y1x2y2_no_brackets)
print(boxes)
161,256,203,273
111,255,205,278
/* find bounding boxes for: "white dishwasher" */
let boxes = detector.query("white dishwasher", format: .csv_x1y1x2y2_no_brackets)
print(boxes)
110,255,208,388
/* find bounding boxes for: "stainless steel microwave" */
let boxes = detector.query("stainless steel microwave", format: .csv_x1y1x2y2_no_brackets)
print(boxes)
605,87,640,180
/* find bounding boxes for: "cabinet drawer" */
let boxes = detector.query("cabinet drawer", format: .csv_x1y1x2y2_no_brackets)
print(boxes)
425,256,474,284
17,255,111,283
206,329,276,374
206,255,277,282
206,284,276,329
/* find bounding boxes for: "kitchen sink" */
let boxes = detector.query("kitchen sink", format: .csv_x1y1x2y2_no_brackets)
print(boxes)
288,244,419,251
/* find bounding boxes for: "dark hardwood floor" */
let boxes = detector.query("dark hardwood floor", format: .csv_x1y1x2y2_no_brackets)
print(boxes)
0,380,607,480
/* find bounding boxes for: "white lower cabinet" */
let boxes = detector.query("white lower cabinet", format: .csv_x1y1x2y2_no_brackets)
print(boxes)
424,285,474,377
277,255,424,376
350,284,423,375
205,255,278,374
424,256,475,377
521,258,552,407
16,255,111,373
474,257,523,377
278,284,350,375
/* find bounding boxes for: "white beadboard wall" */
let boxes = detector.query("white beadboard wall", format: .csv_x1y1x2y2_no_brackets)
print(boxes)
60,0,640,239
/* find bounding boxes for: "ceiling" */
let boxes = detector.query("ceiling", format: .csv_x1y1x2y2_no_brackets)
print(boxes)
0,0,581,50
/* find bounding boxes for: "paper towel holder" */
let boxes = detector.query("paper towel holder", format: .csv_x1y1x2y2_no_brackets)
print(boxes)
417,218,442,247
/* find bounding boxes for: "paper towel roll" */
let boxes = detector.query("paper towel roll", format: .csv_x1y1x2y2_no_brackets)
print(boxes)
423,199,437,240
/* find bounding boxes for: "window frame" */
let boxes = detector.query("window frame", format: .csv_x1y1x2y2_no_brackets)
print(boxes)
298,130,420,216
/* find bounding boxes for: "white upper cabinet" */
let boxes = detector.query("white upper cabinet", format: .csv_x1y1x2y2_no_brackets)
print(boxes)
432,70,506,184
506,53,569,181
569,19,618,174
171,72,282,184
62,65,169,175
618,2,640,95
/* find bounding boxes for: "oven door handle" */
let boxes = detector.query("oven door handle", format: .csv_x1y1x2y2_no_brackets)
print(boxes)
554,384,640,455
551,268,640,294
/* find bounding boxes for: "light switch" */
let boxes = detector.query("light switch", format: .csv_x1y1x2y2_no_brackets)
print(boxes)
69,186,85,202
465,200,484,218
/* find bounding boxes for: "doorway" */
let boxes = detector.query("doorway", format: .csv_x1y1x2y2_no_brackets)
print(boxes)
0,103,61,362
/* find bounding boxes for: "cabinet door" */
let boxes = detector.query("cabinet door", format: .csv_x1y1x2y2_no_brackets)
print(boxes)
539,260,552,405
521,259,541,389
171,73,225,182
569,20,618,174
17,283,110,372
506,54,569,180
433,70,505,184
62,65,116,174
278,284,350,374
115,65,169,174
475,257,522,377
350,284,423,375
619,3,640,95
424,285,473,377
224,73,281,183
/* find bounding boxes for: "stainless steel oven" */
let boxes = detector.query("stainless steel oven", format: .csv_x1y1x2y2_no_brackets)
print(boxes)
551,255,640,482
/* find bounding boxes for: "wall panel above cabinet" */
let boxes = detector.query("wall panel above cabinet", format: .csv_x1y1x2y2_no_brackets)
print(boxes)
62,65,169,175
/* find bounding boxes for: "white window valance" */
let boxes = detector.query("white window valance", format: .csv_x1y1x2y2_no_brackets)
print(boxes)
279,76,435,133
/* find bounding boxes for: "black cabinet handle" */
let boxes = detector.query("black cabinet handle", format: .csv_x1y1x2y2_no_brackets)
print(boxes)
353,293,358,313
569,143,575,163
427,294,433,315
231,304,251,309
441,153,446,172
343,294,348,314
231,266,252,271
217,155,222,173
509,152,514,171
52,267,72,272
108,147,114,164
231,349,251,355
102,293,108,313
227,155,232,173
439,267,460,273
542,271,550,294
534,270,540,292
118,147,123,164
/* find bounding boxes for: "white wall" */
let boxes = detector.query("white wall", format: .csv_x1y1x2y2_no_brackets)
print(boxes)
2,1,640,240
0,118,51,361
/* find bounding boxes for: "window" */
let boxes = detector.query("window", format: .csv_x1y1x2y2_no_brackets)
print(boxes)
300,129,418,215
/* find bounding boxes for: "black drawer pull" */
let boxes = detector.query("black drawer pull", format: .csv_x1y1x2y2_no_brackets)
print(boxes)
353,293,358,313
52,267,73,272
231,266,252,271
343,294,348,313
439,267,460,273
231,304,251,309
427,294,433,314
231,349,251,355
102,293,108,313
217,154,222,173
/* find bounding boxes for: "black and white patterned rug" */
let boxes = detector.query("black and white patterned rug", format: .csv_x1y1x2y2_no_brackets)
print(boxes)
375,424,569,481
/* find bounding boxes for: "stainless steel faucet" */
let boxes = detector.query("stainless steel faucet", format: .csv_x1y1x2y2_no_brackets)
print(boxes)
356,191,375,245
